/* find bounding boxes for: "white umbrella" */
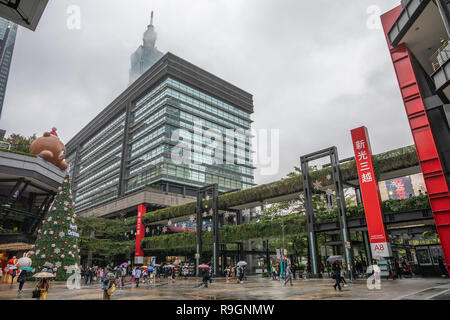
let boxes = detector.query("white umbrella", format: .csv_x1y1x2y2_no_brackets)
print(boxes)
237,261,247,266
17,257,32,268
327,255,344,263
33,272,55,278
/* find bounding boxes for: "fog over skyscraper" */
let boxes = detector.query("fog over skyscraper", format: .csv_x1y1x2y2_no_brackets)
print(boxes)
129,11,164,85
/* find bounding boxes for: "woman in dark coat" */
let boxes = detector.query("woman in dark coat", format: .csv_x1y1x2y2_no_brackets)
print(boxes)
332,261,342,291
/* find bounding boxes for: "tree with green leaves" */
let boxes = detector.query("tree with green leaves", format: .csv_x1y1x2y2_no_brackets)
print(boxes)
31,174,80,281
1,133,37,153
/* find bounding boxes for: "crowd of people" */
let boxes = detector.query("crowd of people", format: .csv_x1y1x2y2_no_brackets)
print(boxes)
224,265,247,284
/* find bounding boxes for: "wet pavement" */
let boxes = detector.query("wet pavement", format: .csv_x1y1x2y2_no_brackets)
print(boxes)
1,276,449,300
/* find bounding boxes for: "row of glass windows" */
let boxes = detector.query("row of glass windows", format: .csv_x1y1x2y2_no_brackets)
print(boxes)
125,162,248,194
76,187,119,212
172,158,254,178
167,125,250,155
166,78,251,120
80,145,122,174
166,112,250,145
76,177,120,203
81,114,125,152
132,94,252,152
129,144,167,175
76,167,120,196
167,118,253,167
133,89,250,143
76,161,121,189
128,156,165,181
167,97,249,132
128,149,253,186
162,163,246,190
166,117,251,153
134,77,251,123
134,78,170,112
130,134,167,160
131,125,166,154
166,88,251,129
80,126,124,163
133,90,168,124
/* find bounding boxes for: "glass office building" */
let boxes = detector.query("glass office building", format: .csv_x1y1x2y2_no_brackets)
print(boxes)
0,17,17,118
67,53,255,214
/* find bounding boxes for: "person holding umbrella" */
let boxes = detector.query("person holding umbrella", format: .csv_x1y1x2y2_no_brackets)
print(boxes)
332,261,342,292
197,265,210,288
33,270,54,300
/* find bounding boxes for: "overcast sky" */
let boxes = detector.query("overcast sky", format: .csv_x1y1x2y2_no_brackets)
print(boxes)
0,0,410,185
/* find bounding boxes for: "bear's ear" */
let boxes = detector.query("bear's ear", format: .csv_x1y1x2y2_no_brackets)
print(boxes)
43,132,50,137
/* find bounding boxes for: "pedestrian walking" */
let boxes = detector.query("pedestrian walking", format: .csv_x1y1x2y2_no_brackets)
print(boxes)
438,256,448,278
17,270,28,294
340,262,348,286
120,266,126,287
332,261,342,291
99,268,105,283
225,266,231,282
182,265,189,279
208,266,213,284
9,268,17,288
115,267,122,288
198,269,209,288
102,268,116,300
284,265,293,286
387,261,396,280
89,267,94,285
134,267,142,287
237,266,244,283
34,278,50,300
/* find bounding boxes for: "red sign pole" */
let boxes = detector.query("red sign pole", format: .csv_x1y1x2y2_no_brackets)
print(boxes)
351,126,392,259
134,204,146,264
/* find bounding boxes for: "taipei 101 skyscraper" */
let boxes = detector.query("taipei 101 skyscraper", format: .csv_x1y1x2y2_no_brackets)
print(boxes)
129,11,164,85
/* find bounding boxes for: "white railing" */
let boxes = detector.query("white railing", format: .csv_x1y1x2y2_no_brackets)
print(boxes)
431,40,450,72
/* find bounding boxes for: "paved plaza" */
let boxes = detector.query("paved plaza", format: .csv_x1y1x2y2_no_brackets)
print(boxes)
0,276,449,300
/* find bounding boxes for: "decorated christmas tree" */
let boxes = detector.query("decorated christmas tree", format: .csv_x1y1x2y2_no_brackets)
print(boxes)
31,174,80,281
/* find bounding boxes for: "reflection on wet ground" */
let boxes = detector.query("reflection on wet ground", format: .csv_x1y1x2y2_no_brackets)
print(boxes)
1,276,449,300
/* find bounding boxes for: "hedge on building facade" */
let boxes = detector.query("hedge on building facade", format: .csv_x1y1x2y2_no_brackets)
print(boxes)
126,146,419,227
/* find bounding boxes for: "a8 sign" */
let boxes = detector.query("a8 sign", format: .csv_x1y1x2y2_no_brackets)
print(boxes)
370,242,392,258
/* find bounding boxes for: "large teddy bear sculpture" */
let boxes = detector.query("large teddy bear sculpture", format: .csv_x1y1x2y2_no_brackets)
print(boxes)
29,129,68,170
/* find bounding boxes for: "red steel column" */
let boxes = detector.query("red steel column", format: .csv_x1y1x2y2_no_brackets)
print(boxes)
351,126,392,259
381,6,450,276
134,204,146,264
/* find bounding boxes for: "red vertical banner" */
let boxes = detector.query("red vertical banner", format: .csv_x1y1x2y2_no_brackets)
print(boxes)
134,204,146,264
351,126,392,259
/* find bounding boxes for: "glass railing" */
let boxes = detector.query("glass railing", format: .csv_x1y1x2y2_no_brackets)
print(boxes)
431,40,450,72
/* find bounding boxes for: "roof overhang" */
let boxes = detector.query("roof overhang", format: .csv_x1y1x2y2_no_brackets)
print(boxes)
0,0,49,31
0,242,32,251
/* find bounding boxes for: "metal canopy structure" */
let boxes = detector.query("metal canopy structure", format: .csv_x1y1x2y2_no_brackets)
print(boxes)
195,184,219,276
301,146,354,280
0,0,49,31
